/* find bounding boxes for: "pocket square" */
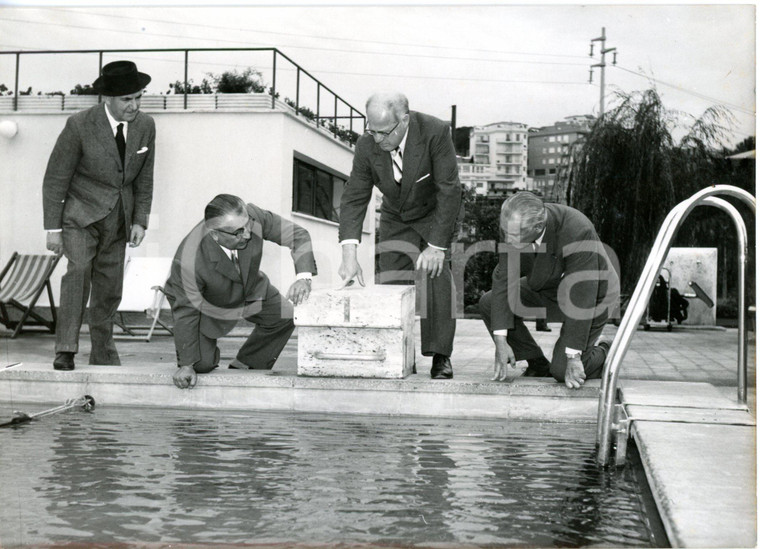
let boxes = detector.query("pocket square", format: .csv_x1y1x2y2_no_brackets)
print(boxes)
136,147,149,154
416,173,431,183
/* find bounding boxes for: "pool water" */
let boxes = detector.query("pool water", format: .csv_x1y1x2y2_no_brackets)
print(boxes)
0,406,660,547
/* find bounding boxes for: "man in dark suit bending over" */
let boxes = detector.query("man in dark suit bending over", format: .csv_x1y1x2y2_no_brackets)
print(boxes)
166,194,317,389
338,92,462,379
43,60,155,371
478,192,619,388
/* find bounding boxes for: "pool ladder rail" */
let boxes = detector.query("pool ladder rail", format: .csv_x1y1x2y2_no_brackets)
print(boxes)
611,404,631,467
597,185,755,467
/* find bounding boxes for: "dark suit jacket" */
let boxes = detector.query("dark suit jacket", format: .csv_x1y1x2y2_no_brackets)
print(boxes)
491,204,619,350
164,203,318,366
42,102,155,232
338,111,462,248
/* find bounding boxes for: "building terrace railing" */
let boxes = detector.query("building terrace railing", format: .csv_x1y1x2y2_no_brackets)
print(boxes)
0,47,365,147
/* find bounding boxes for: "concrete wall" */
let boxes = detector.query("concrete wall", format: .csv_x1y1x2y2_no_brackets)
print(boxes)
664,247,718,326
0,109,375,305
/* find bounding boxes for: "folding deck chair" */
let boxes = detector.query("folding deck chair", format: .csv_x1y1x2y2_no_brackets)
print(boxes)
115,256,174,342
0,252,62,338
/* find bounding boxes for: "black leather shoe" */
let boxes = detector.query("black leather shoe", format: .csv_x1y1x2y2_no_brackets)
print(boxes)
53,352,75,371
535,319,551,332
524,356,551,377
595,336,611,357
229,355,248,369
430,354,453,379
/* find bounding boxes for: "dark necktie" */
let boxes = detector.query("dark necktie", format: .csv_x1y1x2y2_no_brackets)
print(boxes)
115,123,126,167
392,148,403,184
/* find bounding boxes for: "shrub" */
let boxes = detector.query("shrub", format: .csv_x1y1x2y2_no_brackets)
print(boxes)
70,83,98,95
168,79,213,94
211,68,266,94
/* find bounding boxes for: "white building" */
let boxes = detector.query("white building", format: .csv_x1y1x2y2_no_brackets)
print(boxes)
0,92,374,304
458,121,528,200
456,159,490,196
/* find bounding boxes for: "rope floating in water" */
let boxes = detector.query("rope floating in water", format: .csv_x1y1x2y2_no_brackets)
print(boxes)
0,395,95,428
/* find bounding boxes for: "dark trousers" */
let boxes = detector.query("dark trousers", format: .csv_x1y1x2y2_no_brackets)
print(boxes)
193,286,295,373
56,203,126,362
376,213,456,357
478,277,607,381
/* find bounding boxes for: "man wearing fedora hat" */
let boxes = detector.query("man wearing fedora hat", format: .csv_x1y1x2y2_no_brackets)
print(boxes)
42,60,156,371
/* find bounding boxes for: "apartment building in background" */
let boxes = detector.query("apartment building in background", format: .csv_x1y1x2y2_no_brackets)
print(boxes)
458,121,529,200
527,115,594,202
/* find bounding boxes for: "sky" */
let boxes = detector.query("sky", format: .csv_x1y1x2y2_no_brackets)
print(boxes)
0,2,755,147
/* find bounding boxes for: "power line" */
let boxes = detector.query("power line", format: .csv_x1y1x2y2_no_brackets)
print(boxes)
310,70,588,85
0,47,751,142
615,64,755,116
0,43,588,87
3,13,750,136
54,7,590,61
0,15,589,67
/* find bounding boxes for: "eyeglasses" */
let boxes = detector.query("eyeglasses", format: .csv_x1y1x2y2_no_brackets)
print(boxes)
215,217,250,238
365,119,401,139
216,227,248,238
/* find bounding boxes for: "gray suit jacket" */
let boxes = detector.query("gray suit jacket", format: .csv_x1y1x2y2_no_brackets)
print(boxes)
42,102,155,232
164,203,318,366
338,111,462,248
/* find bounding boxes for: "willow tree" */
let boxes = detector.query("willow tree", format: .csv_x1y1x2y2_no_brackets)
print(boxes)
568,88,749,299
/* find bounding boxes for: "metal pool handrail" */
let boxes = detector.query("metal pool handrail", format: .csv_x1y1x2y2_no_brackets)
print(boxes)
596,185,755,467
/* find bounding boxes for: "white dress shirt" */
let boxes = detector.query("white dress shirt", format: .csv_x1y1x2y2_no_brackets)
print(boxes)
104,103,128,141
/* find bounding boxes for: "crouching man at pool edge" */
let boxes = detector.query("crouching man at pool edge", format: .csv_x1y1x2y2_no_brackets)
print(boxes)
164,194,317,389
478,192,619,389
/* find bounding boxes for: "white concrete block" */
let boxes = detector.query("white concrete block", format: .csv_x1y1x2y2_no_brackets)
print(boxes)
294,285,416,378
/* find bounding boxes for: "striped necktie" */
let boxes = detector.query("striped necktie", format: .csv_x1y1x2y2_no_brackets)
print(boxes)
391,147,403,184
231,250,242,277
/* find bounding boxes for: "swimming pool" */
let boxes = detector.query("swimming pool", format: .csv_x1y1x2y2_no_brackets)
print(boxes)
0,406,662,547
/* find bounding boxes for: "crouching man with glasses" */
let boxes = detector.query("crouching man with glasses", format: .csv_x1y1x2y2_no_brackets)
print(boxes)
164,194,317,389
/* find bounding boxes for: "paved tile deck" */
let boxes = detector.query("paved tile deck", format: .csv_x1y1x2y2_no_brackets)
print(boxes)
634,421,756,548
2,318,754,391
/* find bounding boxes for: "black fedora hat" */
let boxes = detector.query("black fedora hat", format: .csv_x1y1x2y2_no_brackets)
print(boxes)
92,60,151,97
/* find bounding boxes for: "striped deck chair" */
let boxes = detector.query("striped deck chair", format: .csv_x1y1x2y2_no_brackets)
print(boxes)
0,252,62,338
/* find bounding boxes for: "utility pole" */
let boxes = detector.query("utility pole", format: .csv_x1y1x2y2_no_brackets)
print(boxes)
589,27,617,116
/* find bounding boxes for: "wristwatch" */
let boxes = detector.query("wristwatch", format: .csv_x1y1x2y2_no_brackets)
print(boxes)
566,350,582,360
